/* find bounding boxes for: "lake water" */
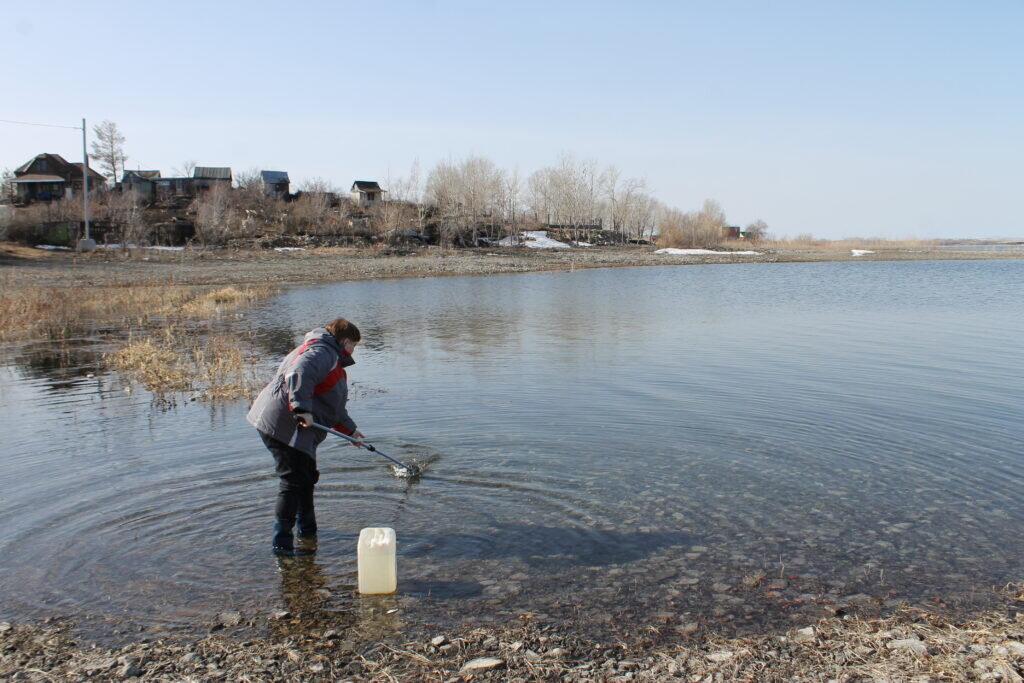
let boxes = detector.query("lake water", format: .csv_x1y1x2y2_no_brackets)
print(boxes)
1,259,1022,642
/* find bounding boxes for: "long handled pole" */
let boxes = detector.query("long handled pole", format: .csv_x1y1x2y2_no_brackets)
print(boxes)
311,422,421,475
78,118,95,251
81,118,89,240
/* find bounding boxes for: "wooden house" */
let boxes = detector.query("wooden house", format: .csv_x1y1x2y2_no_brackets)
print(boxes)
193,167,232,191
153,176,194,200
120,170,161,201
11,153,106,202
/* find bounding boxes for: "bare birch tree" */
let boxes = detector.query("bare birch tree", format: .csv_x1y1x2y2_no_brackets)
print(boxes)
89,120,127,183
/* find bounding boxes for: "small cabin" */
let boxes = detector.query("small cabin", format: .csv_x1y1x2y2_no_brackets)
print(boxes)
120,170,161,201
261,170,290,199
350,180,386,208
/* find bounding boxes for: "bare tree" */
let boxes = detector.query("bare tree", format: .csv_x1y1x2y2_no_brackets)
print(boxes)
193,184,235,246
89,120,127,183
502,168,523,243
426,160,461,247
173,160,198,177
234,167,262,192
289,177,338,235
656,199,729,248
405,159,430,233
528,153,601,242
107,191,150,255
1,168,15,203
744,219,769,242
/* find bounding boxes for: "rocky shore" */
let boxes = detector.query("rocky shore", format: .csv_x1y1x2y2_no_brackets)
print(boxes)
3,605,1023,681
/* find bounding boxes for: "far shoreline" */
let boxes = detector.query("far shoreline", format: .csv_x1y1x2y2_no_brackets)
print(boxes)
2,242,1023,290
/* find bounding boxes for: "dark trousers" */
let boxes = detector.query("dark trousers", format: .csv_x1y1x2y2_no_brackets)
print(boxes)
261,432,320,543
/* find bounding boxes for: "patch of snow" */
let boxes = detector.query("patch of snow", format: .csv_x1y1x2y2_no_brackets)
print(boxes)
654,248,760,255
274,247,306,252
34,244,72,251
851,249,874,256
496,231,570,249
144,245,185,251
573,241,594,247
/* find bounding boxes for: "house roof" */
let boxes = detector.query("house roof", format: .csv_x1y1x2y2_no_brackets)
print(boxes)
351,180,382,192
10,174,66,183
15,153,71,175
122,170,161,182
261,170,289,183
193,167,232,179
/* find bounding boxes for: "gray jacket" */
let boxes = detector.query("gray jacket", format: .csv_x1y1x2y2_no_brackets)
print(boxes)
247,327,357,457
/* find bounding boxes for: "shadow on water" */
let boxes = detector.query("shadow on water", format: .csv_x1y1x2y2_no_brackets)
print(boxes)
271,555,403,641
403,524,701,569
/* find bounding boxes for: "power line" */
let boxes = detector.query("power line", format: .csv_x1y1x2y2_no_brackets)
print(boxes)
0,118,82,131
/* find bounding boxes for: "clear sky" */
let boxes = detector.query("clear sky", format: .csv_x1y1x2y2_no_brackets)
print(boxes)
3,0,1022,238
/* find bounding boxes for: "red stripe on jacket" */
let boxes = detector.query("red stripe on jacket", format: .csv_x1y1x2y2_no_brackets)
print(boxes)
288,338,352,434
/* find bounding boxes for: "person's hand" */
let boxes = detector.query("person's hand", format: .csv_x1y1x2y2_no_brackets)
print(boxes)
351,430,366,447
294,411,314,428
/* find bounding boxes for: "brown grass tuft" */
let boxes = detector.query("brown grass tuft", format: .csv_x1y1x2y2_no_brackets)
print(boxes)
107,337,191,392
107,331,263,400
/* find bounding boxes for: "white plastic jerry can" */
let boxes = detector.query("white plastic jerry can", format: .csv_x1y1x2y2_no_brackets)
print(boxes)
357,527,397,594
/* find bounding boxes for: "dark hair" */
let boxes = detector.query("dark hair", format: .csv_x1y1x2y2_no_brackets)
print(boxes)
325,318,361,343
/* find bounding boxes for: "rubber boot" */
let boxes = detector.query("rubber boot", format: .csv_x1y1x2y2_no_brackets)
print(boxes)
296,491,317,539
272,521,314,557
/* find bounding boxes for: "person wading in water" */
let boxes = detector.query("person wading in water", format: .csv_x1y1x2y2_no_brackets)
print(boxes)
247,318,365,556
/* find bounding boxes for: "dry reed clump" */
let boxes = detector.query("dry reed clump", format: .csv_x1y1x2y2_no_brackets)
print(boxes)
107,337,191,392
0,278,277,400
107,331,263,400
0,286,78,341
192,336,263,400
178,286,270,316
0,280,274,342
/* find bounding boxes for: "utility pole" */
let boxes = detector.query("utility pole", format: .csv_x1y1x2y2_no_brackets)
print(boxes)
78,117,96,251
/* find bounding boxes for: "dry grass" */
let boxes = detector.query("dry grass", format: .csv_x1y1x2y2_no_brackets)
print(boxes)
178,286,269,316
106,336,191,392
0,280,274,342
107,330,263,400
0,277,274,400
